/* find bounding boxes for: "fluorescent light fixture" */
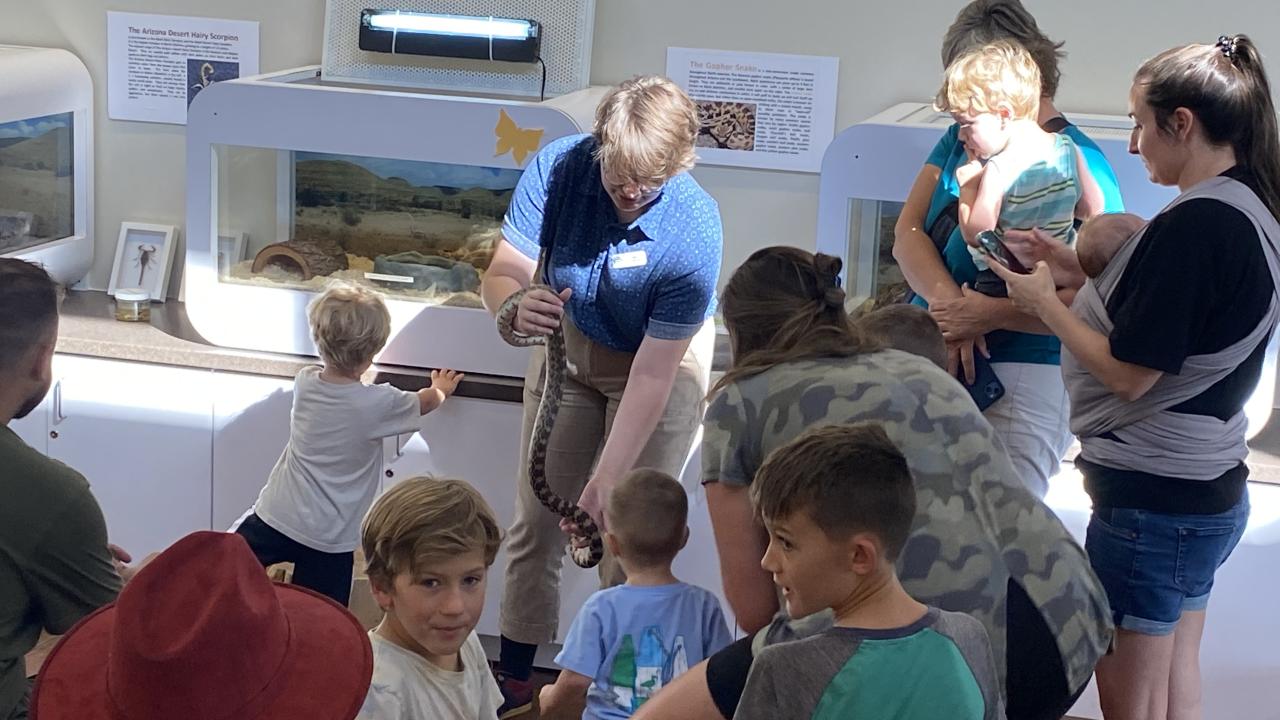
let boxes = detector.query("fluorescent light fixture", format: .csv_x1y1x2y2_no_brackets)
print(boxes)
359,9,542,63
366,13,533,39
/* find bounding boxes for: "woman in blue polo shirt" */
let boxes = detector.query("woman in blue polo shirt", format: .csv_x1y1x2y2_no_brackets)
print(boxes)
480,76,723,715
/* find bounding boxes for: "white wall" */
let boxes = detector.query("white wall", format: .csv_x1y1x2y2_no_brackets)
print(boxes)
5,0,1278,291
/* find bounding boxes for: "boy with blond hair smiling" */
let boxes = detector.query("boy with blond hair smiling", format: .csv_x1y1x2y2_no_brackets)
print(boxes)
358,476,504,719
737,423,1004,720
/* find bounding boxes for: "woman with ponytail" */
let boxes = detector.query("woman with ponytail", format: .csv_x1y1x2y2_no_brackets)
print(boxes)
634,246,1112,720
995,34,1280,720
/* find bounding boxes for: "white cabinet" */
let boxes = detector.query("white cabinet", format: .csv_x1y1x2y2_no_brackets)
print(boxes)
46,355,214,558
381,395,526,638
26,354,735,650
211,373,294,531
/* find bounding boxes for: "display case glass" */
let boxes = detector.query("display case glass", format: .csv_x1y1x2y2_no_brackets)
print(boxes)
0,111,74,255
214,144,522,307
0,46,93,285
186,67,600,376
844,198,907,306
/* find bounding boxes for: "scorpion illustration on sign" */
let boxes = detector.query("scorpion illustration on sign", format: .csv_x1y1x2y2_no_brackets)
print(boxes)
134,244,158,286
191,62,215,94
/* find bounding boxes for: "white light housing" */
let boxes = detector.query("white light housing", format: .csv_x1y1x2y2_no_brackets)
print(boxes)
366,11,534,40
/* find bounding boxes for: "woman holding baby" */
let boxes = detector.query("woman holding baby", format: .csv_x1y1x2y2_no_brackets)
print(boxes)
996,34,1280,720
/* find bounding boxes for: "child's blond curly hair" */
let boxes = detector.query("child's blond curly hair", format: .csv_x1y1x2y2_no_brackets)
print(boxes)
307,283,391,375
935,40,1042,120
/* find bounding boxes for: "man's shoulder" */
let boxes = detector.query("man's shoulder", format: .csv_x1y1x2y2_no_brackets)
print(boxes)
1,429,92,504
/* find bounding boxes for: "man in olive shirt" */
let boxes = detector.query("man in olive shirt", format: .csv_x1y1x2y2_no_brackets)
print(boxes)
0,259,123,720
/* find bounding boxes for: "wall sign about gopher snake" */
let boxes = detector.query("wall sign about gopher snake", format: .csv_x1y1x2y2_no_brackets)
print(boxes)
496,286,605,568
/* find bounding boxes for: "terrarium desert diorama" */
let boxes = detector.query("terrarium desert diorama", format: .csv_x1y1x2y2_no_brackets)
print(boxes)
0,112,74,254
223,151,522,307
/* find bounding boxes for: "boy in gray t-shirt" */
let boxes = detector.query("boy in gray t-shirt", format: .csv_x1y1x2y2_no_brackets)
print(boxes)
736,423,1003,720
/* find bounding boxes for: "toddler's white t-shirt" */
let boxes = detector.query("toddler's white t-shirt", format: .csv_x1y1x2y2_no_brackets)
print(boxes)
252,366,420,552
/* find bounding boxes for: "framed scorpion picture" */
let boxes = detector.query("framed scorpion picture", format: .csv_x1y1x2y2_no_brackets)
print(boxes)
108,222,179,302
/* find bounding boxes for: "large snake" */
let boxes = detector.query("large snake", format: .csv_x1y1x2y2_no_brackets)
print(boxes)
496,286,604,568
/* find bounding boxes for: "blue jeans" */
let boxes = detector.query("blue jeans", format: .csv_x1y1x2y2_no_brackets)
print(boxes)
1086,494,1250,636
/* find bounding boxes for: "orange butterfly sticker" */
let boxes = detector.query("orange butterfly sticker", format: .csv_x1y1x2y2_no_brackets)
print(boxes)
494,109,544,166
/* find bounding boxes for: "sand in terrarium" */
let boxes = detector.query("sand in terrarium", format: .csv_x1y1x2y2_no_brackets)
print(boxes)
0,112,74,254
225,254,486,308
230,151,521,305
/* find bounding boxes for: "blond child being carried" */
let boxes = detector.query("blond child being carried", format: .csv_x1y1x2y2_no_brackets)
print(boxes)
234,283,462,605
735,423,1003,720
539,469,733,719
936,41,1104,298
357,476,504,719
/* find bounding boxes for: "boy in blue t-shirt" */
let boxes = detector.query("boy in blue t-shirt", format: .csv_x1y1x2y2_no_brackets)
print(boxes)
538,469,732,719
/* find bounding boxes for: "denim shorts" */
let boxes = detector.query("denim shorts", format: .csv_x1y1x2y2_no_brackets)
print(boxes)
1085,494,1249,636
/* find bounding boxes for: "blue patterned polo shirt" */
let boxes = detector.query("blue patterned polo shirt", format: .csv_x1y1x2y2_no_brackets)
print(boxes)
502,134,723,353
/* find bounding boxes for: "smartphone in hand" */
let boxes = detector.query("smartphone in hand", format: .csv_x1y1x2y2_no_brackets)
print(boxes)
976,230,1030,274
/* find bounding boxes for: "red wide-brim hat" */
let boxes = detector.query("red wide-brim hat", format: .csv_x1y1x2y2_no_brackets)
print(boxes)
31,531,372,720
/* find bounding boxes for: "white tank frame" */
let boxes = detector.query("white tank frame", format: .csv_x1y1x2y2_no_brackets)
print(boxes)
0,46,94,286
816,102,1279,438
185,67,596,377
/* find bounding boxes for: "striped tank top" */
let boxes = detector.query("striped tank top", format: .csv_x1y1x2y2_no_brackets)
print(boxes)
993,133,1081,244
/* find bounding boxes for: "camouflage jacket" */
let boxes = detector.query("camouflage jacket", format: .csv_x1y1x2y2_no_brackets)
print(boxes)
701,350,1113,692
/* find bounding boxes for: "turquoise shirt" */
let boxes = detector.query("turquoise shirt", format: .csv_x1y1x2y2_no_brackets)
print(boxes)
736,607,1004,720
914,122,1125,365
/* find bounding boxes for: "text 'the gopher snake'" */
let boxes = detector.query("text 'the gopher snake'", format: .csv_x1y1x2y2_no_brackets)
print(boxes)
496,286,604,568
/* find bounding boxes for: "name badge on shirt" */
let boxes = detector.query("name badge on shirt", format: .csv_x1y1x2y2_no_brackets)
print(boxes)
610,249,648,270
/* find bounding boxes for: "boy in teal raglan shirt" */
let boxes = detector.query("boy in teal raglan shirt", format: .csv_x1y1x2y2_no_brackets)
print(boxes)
735,423,1004,720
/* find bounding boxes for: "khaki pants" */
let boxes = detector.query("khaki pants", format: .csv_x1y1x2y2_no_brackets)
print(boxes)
499,318,713,644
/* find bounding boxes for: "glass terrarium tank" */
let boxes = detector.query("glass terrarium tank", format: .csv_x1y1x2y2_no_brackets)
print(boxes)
0,46,93,285
0,112,74,255
845,198,907,308
185,66,597,376
215,145,521,307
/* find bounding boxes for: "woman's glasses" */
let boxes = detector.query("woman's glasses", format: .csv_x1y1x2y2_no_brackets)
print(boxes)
601,164,665,201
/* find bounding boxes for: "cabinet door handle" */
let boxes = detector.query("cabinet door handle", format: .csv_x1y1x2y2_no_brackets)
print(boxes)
52,380,66,425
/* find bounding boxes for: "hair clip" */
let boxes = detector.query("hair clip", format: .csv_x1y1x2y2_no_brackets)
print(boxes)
1217,35,1238,60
